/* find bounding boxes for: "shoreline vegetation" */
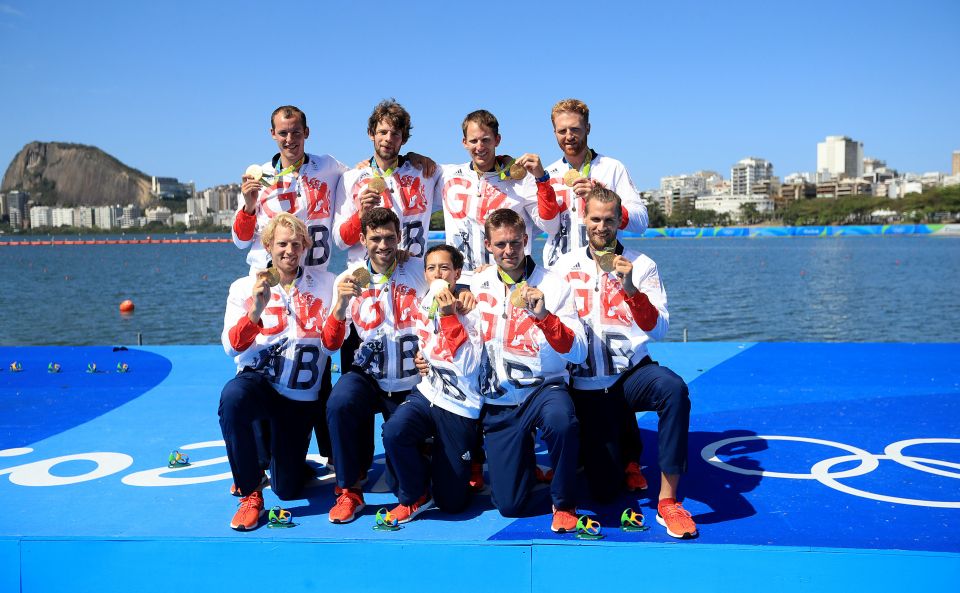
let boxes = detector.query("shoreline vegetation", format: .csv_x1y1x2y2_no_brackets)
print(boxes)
3,186,958,238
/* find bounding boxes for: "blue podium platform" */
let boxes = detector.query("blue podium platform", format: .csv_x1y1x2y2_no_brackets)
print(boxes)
1,343,958,592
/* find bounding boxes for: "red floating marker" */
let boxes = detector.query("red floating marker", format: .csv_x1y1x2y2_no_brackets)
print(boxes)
119,300,135,314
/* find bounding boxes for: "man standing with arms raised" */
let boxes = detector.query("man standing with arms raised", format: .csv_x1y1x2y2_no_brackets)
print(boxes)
542,99,649,268
324,207,428,524
436,109,561,285
472,208,587,533
553,186,696,539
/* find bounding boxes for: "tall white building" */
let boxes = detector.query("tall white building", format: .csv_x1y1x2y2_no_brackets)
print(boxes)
51,207,76,227
30,206,53,228
817,136,863,180
730,157,773,195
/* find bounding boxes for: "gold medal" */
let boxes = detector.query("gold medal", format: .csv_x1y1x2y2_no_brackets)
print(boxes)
262,267,281,287
351,267,372,287
245,164,263,181
509,162,526,180
368,176,387,194
563,169,581,187
509,281,528,308
430,279,450,295
596,252,616,273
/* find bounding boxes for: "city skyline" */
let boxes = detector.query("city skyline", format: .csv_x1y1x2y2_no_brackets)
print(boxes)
1,1,958,192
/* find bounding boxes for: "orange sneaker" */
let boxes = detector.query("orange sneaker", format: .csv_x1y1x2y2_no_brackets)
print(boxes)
328,488,365,524
656,498,698,539
535,466,555,483
468,461,485,491
389,494,435,524
625,462,648,491
230,490,264,531
551,506,578,533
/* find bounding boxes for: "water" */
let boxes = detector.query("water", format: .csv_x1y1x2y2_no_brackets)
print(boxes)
1,236,957,345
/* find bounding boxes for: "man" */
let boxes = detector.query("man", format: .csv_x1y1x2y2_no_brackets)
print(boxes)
542,98,649,268
334,99,440,268
435,109,561,285
219,213,344,531
380,244,484,522
471,208,587,533
325,207,428,523
234,105,346,274
553,186,696,539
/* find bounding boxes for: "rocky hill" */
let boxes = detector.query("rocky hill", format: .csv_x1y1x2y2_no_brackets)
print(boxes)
1,142,154,208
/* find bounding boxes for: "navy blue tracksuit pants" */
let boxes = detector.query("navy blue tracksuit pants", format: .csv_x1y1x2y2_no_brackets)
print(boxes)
326,369,406,489
381,391,477,512
572,357,690,502
219,370,319,500
482,382,580,516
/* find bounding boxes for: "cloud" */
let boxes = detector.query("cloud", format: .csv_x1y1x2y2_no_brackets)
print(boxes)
0,4,23,16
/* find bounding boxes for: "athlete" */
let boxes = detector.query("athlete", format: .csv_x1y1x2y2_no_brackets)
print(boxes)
325,207,428,524
235,105,346,274
219,213,344,531
553,186,696,539
380,244,484,523
434,109,561,285
334,99,440,268
471,208,587,533
542,98,649,268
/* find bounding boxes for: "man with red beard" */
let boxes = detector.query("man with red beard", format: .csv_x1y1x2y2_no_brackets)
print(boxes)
553,186,696,540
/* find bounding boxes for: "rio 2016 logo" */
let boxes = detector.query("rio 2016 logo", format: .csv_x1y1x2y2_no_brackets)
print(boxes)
701,435,960,509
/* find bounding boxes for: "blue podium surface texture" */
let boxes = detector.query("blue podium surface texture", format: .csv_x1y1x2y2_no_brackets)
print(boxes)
1,342,958,592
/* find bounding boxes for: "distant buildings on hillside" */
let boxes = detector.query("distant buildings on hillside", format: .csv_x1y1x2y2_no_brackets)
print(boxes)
648,139,960,223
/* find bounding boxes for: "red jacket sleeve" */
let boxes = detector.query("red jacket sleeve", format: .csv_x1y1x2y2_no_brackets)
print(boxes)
626,290,658,331
339,212,362,246
228,315,262,352
321,316,347,351
233,208,257,242
537,180,561,220
438,313,468,354
533,312,575,354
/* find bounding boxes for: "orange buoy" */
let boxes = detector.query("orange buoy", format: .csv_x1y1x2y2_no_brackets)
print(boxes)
119,300,135,314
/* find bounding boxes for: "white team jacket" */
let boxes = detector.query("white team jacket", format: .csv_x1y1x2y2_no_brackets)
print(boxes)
336,258,429,394
552,244,669,390
470,260,587,407
434,163,560,283
542,151,649,267
222,268,338,401
333,157,440,268
414,307,484,419
232,153,346,273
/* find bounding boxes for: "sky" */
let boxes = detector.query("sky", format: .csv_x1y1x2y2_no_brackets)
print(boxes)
1,0,958,192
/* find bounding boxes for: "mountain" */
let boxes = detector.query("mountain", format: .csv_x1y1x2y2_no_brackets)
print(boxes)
1,142,154,208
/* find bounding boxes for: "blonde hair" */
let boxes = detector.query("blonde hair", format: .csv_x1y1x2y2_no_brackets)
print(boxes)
551,98,590,127
261,212,312,250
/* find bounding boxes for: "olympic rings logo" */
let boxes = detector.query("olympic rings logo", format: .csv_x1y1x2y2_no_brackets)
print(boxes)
701,436,960,509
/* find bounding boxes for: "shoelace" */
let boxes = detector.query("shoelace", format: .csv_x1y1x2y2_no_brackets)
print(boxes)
662,503,693,521
335,492,359,508
239,492,262,511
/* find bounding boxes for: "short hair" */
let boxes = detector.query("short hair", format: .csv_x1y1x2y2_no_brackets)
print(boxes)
551,98,589,127
261,212,312,250
361,206,401,237
462,109,499,138
367,99,412,143
484,208,526,237
584,185,623,219
271,105,307,129
425,244,464,270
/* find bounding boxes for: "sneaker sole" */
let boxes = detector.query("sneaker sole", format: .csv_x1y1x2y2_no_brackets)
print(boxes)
656,513,698,539
328,502,365,524
230,507,265,531
397,499,435,524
